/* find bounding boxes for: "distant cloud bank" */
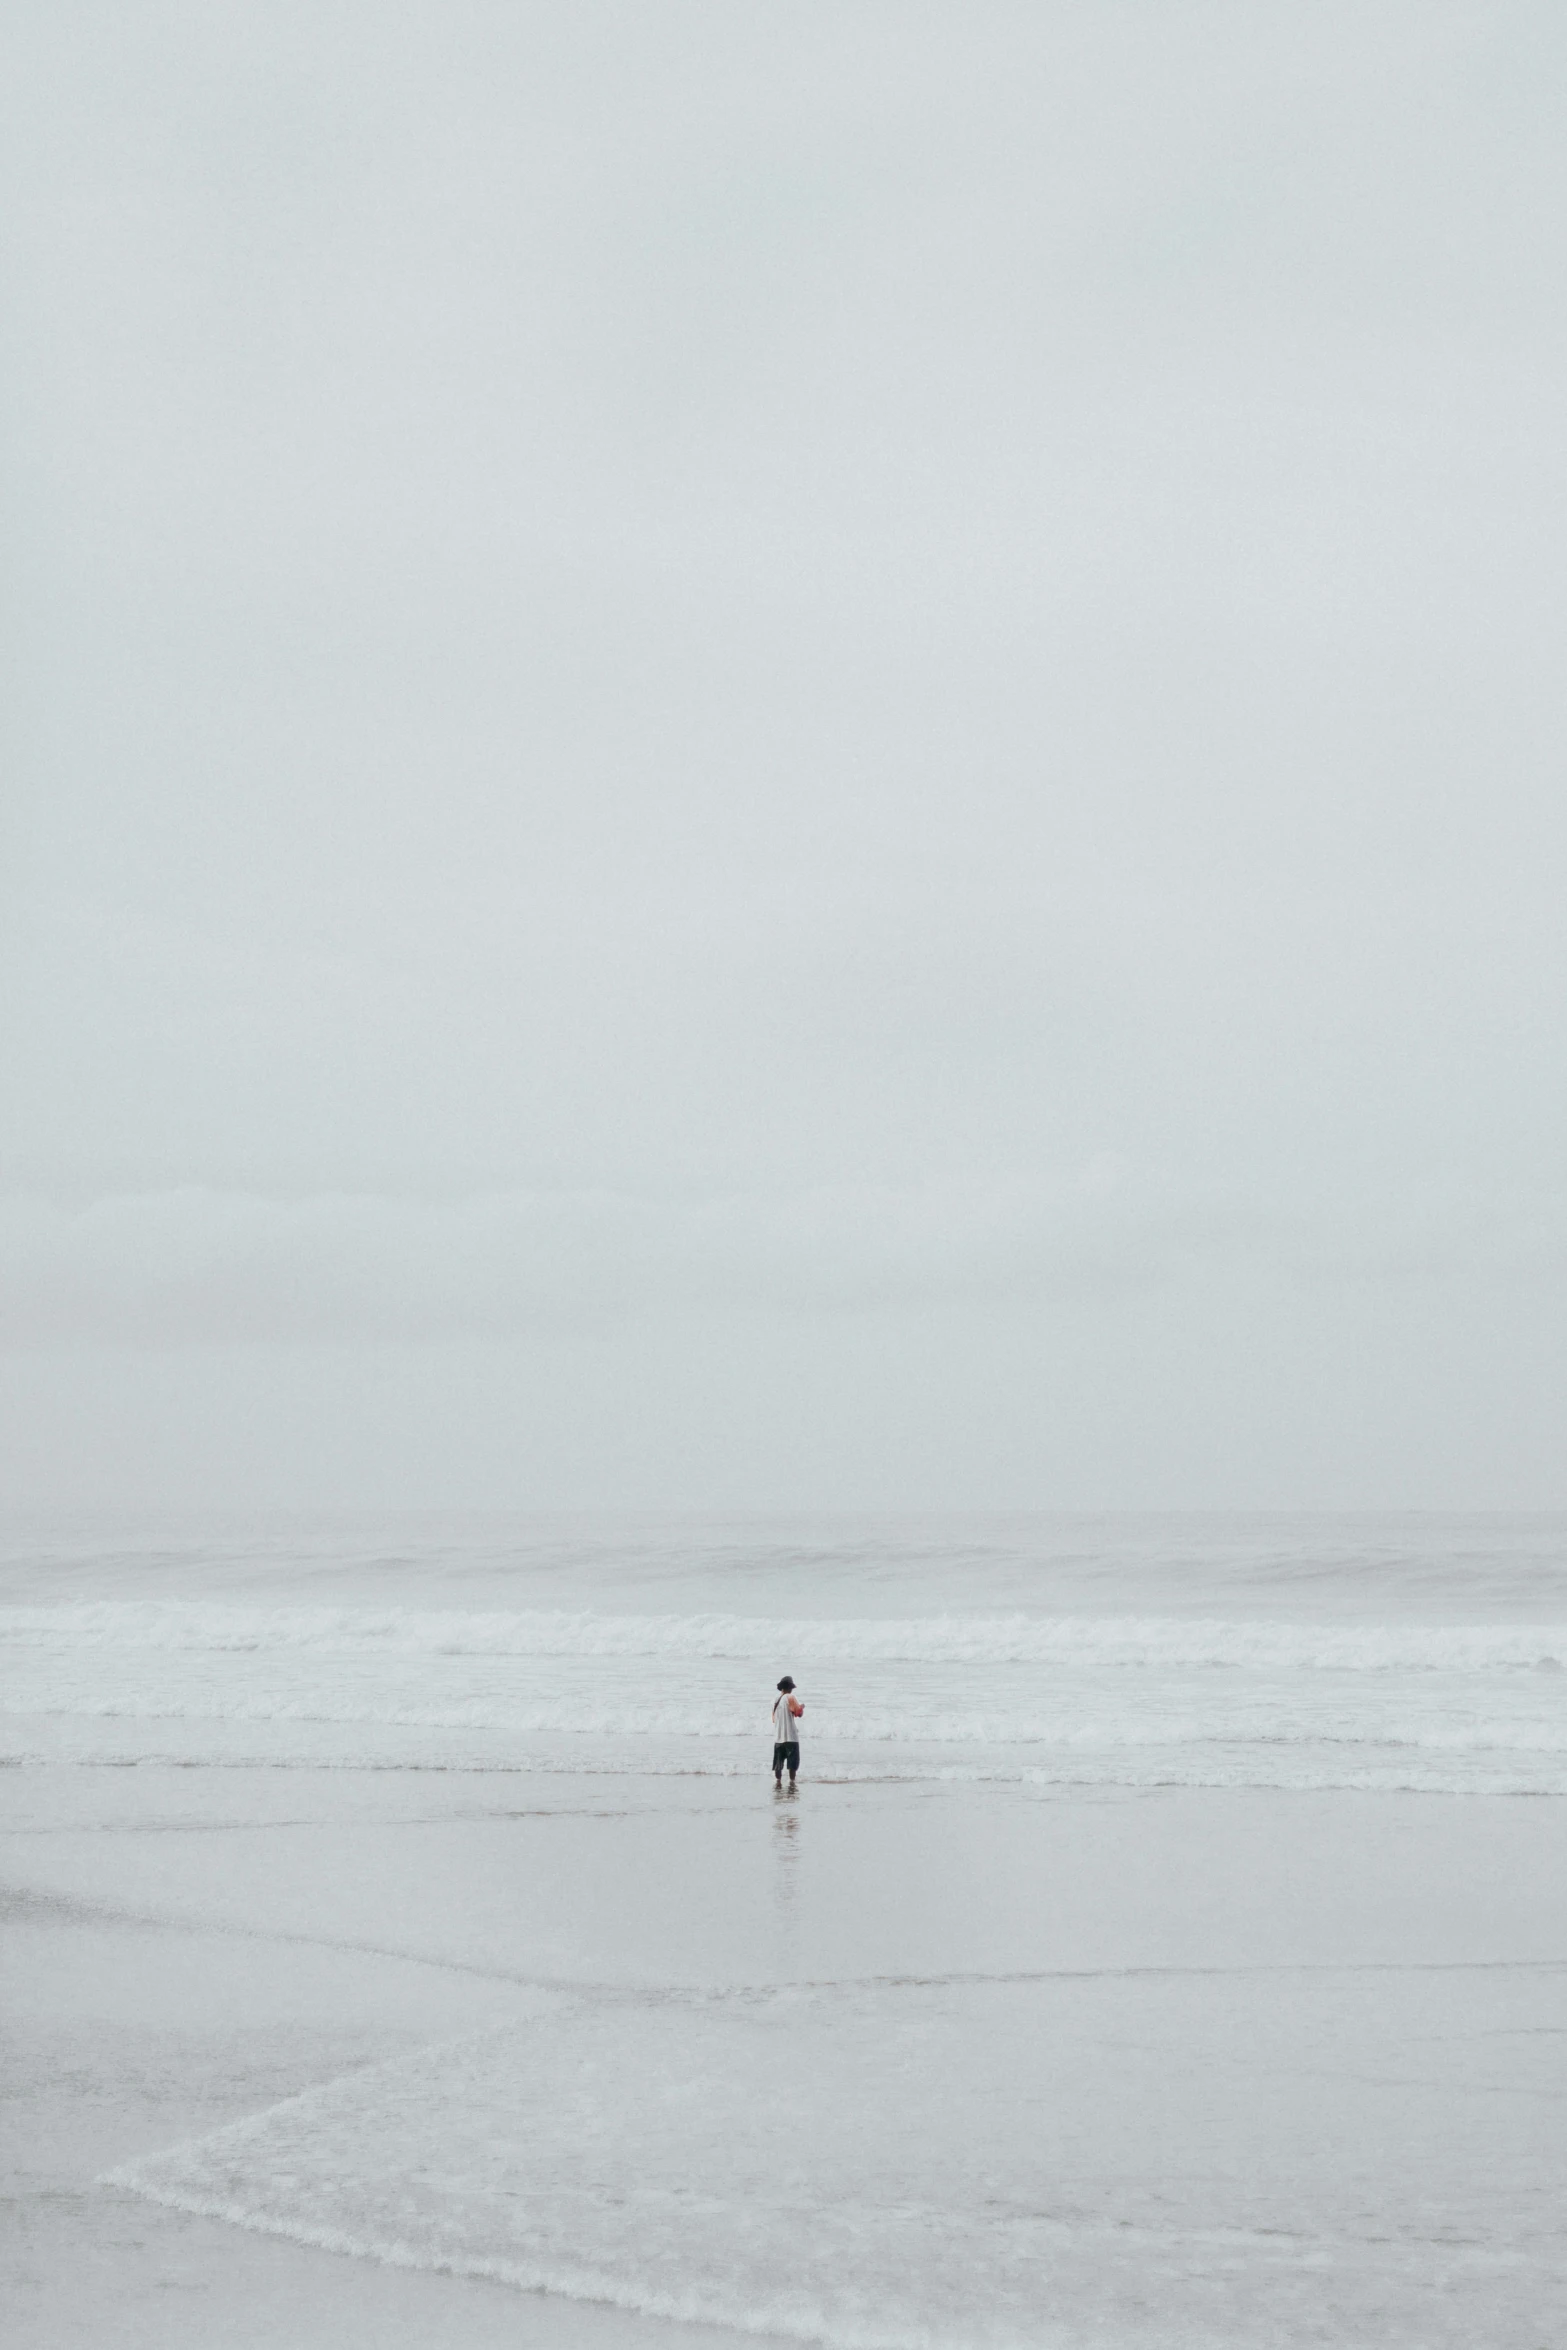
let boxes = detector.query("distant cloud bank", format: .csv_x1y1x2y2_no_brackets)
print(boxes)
1,1181,1558,1350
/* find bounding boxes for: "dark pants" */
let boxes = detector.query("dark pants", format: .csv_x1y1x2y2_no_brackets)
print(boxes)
772,1741,800,1776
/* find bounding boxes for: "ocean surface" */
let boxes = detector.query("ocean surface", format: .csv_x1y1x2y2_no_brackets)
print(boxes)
7,1510,1567,1791
6,1513,1566,2347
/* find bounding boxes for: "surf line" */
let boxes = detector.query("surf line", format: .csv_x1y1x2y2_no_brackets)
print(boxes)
25,1876,1567,1999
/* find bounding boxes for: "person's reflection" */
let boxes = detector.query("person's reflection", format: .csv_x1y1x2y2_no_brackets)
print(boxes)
773,1797,800,1906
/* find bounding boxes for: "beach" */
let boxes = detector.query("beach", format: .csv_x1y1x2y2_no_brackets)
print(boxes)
5,1515,1566,2346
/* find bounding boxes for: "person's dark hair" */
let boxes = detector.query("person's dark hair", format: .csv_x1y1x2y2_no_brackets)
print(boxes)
777,1676,795,1692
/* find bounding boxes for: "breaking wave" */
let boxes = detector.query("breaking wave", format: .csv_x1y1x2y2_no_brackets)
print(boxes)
6,1601,1566,1672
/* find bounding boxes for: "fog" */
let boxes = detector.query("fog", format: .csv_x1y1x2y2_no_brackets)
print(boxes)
3,3,1564,1508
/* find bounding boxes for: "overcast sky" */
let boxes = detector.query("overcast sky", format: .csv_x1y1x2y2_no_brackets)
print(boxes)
2,3,1565,1512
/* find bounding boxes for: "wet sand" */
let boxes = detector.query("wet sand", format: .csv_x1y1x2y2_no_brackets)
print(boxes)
7,1753,1565,2345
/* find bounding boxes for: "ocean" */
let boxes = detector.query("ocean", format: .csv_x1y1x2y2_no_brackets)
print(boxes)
6,1513,1566,2347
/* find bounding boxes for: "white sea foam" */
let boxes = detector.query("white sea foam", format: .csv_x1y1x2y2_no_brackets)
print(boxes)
6,1599,1567,1669
107,1978,1567,2350
7,1594,1567,1790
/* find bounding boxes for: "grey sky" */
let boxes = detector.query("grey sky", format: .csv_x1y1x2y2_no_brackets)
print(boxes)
3,4,1565,1510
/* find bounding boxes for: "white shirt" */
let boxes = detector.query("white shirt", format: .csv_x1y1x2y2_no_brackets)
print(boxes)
773,1691,801,1744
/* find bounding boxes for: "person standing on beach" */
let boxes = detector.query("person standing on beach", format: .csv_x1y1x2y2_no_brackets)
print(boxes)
772,1676,803,1788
